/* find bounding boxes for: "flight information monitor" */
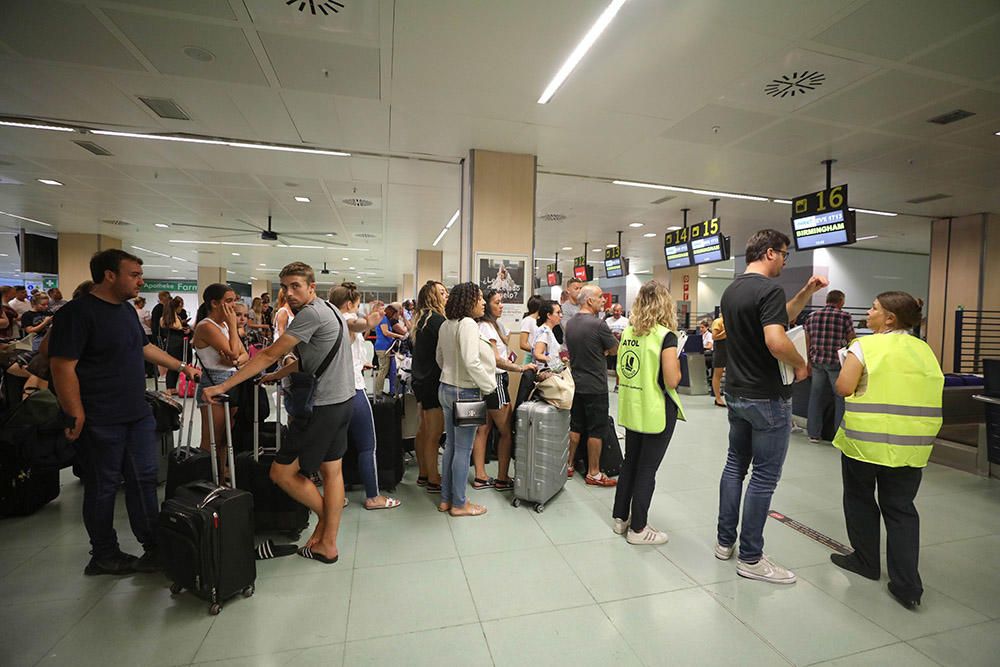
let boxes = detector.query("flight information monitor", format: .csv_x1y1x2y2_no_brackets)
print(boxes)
789,184,856,250
604,246,625,278
690,234,729,265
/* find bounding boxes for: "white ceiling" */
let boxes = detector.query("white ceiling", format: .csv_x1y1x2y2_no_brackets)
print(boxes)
0,0,997,287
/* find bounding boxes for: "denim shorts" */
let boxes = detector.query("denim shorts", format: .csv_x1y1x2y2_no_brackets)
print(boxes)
196,367,237,407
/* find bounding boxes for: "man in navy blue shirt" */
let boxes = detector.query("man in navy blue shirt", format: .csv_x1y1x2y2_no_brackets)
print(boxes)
50,249,201,576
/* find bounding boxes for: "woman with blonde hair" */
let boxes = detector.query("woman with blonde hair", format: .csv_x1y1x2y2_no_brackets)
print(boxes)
612,281,686,545
410,280,448,493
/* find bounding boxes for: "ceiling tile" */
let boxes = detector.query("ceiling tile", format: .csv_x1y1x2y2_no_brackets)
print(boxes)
799,70,963,127
796,131,915,166
258,32,380,98
660,105,779,146
104,9,267,85
111,0,236,20
811,0,1000,61
732,118,853,156
852,141,973,174
911,19,1000,81
878,88,1000,138
0,0,143,70
244,0,380,41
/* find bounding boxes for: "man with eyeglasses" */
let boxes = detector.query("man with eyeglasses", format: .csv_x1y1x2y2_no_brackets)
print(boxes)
714,229,827,584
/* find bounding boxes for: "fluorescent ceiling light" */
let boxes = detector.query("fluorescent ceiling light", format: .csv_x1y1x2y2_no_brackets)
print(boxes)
432,227,448,247
154,223,169,228
772,199,793,205
0,120,75,132
171,269,178,273
342,257,349,261
37,179,63,186
226,270,235,275
851,208,897,217
446,210,460,228
629,222,644,228
643,232,656,238
171,256,191,262
143,264,170,268
612,179,769,202
231,252,240,256
259,263,266,266
592,248,603,253
561,246,573,251
250,276,257,280
0,211,51,227
349,266,355,270
667,225,681,231
131,245,170,258
606,243,616,247
856,235,879,241
90,130,350,157
284,244,325,249
537,0,629,104
294,196,311,203
169,240,270,247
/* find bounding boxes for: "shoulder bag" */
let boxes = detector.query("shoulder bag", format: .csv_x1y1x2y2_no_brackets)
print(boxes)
451,319,488,427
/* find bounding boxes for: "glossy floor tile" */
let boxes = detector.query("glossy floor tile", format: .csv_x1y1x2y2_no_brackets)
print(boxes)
3,382,999,665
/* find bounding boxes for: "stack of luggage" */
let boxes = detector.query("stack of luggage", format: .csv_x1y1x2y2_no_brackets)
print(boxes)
0,386,69,516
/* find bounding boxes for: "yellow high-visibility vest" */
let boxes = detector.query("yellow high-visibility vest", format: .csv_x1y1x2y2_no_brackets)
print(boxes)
833,333,943,468
617,324,685,433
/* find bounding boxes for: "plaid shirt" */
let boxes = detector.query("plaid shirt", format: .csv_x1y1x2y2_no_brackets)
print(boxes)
804,306,855,366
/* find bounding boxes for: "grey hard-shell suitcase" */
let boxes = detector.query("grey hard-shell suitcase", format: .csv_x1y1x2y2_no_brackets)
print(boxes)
512,401,570,513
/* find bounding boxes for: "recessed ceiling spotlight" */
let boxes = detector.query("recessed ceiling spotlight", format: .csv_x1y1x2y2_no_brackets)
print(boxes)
294,196,311,203
231,252,240,256
259,263,266,266
643,232,656,238
250,276,257,280
629,222,644,228
667,225,681,231
37,178,63,186
342,257,349,261
562,246,573,251
171,269,178,273
592,248,603,253
606,243,616,248
155,223,169,228
349,266,355,270
182,46,215,62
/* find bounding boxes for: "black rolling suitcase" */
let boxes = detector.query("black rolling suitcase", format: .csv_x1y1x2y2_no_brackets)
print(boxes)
0,457,60,517
236,384,309,539
158,394,255,615
574,415,623,478
344,395,404,492
164,382,212,499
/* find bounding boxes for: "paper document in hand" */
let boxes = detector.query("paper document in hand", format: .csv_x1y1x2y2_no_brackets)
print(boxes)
676,331,688,358
779,326,808,385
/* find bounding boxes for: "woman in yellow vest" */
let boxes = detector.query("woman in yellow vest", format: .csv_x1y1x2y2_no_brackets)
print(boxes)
612,281,686,545
832,291,943,610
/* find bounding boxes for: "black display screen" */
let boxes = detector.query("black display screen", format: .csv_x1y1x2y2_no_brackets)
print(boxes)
665,242,692,269
792,209,855,250
604,257,624,278
690,234,727,265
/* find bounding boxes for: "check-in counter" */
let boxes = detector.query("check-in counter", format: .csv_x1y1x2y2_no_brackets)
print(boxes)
678,331,708,396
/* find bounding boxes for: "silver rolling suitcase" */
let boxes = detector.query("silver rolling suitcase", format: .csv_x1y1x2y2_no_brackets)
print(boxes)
511,401,570,513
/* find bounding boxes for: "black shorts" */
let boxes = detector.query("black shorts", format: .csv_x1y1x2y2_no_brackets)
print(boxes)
606,354,617,371
713,339,727,368
276,398,352,474
484,373,510,410
570,392,609,440
413,379,441,410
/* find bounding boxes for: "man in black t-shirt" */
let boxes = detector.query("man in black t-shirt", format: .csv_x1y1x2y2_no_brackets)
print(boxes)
715,229,827,585
50,250,200,577
565,285,619,486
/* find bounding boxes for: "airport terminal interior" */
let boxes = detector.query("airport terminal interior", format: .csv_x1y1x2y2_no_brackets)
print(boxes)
1,1,1000,665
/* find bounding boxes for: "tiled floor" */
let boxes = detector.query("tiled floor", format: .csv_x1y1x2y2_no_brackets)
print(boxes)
3,383,1000,666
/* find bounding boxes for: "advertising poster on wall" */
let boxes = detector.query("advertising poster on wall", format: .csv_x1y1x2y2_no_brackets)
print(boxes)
476,253,528,324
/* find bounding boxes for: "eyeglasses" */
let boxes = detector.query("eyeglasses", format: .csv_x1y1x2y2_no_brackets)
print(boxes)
774,249,789,261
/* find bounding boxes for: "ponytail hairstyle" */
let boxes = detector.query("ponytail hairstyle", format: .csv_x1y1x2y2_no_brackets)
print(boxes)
199,283,233,323
329,281,361,308
479,288,503,339
524,294,542,319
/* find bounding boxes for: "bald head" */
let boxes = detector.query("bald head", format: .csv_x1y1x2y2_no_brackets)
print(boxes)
578,285,604,314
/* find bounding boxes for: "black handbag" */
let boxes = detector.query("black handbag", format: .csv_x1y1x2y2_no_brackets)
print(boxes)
285,301,345,418
450,322,488,427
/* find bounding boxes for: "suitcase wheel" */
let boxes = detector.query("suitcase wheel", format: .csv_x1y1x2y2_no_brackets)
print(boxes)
511,497,521,508
209,603,222,616
169,583,183,595
534,503,545,514
243,585,255,598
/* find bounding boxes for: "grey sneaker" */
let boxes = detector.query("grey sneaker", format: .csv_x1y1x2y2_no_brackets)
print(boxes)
714,542,735,560
626,526,669,545
613,518,628,535
737,555,796,584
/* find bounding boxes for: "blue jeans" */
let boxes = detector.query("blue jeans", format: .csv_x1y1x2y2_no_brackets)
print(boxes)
717,395,792,562
77,414,159,559
439,383,482,508
808,363,844,440
348,389,380,499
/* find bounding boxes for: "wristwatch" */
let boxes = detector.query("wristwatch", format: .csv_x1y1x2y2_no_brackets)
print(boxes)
178,361,188,373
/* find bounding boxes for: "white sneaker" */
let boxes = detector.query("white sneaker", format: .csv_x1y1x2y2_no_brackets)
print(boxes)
736,555,796,584
626,526,669,545
714,542,735,560
613,518,628,535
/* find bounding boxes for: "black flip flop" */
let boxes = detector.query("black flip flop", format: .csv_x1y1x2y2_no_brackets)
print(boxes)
297,546,339,564
472,477,495,490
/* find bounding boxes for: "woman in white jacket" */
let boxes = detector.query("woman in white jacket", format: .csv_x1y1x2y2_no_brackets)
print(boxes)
436,282,497,517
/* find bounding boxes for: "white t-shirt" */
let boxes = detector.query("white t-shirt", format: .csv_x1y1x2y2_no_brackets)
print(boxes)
842,330,908,398
479,320,509,366
606,315,629,337
702,331,714,349
344,312,367,391
530,324,560,369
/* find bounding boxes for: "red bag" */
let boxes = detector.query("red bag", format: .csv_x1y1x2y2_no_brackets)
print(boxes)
177,372,196,398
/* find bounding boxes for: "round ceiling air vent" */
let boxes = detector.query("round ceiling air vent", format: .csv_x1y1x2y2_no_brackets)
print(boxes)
764,71,826,98
539,213,566,222
342,197,373,207
101,219,131,226
287,0,345,15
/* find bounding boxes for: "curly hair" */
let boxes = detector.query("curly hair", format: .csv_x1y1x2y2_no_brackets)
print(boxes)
630,280,677,337
444,281,481,321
